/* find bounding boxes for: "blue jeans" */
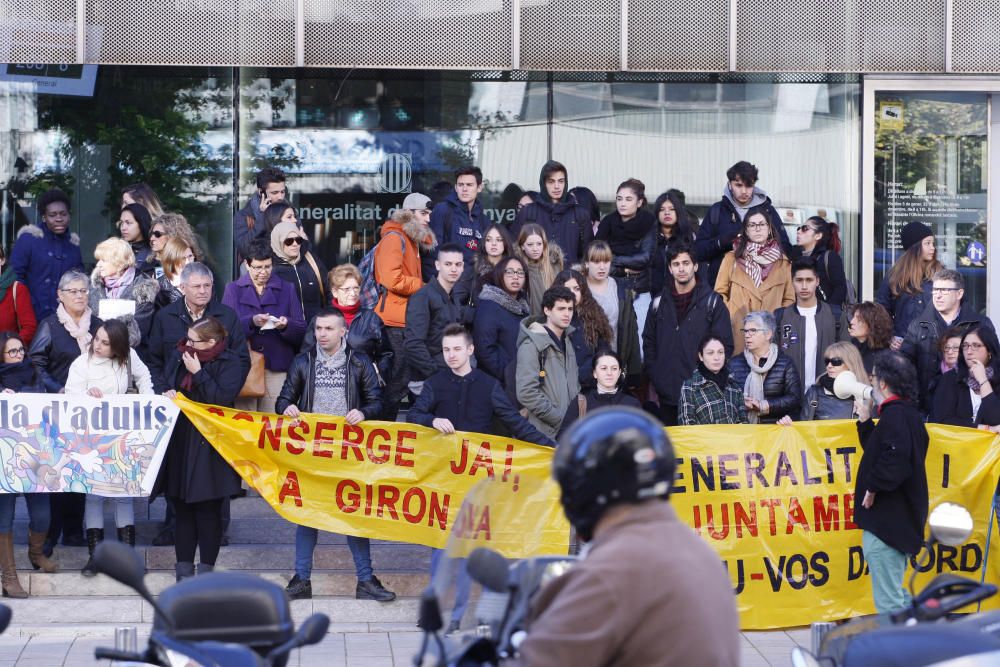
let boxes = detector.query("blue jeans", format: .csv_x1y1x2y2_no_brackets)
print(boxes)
430,548,471,624
295,526,372,581
0,494,51,534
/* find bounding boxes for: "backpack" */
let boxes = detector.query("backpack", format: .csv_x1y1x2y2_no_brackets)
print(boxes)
358,230,406,310
823,250,858,306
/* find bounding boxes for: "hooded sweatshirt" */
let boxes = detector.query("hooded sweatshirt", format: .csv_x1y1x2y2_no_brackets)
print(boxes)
512,161,592,263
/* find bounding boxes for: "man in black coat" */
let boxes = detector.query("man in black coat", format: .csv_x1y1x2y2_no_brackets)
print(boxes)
901,268,994,412
407,324,554,634
643,245,732,425
233,166,287,264
275,307,394,603
854,350,929,613
694,160,791,286
404,243,464,384
511,160,593,263
146,262,250,393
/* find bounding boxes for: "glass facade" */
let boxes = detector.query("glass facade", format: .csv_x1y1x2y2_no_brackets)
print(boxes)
0,67,861,288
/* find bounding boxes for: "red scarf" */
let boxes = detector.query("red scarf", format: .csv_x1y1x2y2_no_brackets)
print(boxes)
736,239,783,288
175,337,226,392
333,298,361,329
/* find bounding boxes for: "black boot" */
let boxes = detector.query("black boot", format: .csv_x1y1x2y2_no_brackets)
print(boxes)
356,575,396,602
81,528,103,577
285,574,312,600
117,525,136,548
197,563,214,576
175,562,194,583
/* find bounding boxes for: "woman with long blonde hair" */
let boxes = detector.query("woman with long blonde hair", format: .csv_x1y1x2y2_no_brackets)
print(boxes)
779,340,866,423
518,223,563,316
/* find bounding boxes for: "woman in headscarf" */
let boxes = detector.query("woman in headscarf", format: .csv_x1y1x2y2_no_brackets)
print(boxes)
271,219,327,324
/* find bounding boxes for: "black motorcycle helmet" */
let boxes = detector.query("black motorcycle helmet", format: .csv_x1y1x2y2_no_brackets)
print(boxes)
554,406,675,542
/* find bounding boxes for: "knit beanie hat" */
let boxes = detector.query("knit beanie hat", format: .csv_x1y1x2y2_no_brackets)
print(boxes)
901,221,933,252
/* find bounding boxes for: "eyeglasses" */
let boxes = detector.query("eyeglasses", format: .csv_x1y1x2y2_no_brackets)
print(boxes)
740,328,765,335
60,288,88,296
186,336,204,344
504,269,525,277
337,285,361,293
746,222,770,230
962,342,986,351
150,230,166,238
932,287,961,294
283,237,304,247
247,264,272,273
824,357,845,367
797,225,818,233
943,345,961,353
5,347,25,357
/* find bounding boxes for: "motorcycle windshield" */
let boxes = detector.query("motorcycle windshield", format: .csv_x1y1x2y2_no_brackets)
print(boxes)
429,476,570,632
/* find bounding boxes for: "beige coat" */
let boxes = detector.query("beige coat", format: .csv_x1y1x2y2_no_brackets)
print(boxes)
714,251,794,354
514,501,740,667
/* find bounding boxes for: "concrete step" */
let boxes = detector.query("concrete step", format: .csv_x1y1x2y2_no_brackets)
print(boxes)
12,543,433,572
0,595,422,625
17,570,430,597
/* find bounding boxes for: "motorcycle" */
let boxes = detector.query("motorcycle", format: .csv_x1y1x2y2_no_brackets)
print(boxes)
91,541,330,667
413,478,576,666
792,502,1000,667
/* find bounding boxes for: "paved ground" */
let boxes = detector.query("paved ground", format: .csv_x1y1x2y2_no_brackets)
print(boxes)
0,625,807,666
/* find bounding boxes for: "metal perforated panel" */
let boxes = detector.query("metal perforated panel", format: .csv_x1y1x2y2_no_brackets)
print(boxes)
951,0,1000,73
0,0,77,63
82,0,294,66
627,0,728,71
304,0,512,68
855,0,945,71
520,0,620,71
737,0,847,71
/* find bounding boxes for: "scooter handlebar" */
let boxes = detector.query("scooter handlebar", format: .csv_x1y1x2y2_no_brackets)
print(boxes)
94,647,144,662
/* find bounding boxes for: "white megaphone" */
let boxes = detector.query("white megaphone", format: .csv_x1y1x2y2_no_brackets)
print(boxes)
833,371,874,402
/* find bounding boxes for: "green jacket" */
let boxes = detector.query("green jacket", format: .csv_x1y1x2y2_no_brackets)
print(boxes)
515,317,580,438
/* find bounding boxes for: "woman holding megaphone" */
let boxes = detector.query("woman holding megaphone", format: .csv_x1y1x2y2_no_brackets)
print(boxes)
778,341,870,424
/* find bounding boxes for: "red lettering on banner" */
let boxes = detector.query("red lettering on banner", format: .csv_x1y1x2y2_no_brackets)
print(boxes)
366,428,392,464
286,420,309,455
377,485,400,519
469,442,495,478
734,502,758,538
336,479,361,512
844,493,857,529
394,431,416,467
429,493,449,530
402,488,426,523
341,424,365,461
258,416,282,452
231,411,253,422
313,422,337,458
278,471,302,507
207,407,225,417
759,499,782,536
476,506,491,540
786,496,810,533
450,440,470,474
814,495,840,531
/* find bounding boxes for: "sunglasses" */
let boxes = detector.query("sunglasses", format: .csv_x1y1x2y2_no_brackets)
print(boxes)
283,237,304,247
824,357,844,367
150,230,166,238
797,225,818,233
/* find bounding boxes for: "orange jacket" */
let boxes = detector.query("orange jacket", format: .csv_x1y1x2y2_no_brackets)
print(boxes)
373,217,425,327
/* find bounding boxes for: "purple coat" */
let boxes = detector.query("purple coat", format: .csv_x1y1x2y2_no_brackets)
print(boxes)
222,273,306,372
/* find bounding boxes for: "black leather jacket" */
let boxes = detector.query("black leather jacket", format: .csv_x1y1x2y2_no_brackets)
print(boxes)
274,344,383,419
801,384,855,421
301,307,393,382
728,350,802,423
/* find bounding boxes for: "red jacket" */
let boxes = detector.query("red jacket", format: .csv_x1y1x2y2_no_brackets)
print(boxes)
0,280,38,345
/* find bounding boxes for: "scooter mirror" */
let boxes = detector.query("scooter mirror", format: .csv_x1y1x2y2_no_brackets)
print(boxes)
0,604,11,635
417,587,444,632
928,502,974,546
296,613,330,647
93,541,148,594
790,647,822,667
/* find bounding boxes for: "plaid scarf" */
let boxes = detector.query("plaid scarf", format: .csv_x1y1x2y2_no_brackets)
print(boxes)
737,240,783,288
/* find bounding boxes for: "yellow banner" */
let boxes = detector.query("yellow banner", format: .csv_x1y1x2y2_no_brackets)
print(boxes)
173,395,569,559
668,420,1000,628
174,395,1000,629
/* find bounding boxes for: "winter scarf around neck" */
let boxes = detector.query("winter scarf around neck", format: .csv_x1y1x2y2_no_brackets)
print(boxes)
698,361,729,393
0,267,16,302
605,209,656,247
0,359,36,391
175,337,227,392
743,343,779,424
57,303,93,354
333,298,361,329
478,284,529,317
103,266,136,298
967,365,996,393
737,239,783,288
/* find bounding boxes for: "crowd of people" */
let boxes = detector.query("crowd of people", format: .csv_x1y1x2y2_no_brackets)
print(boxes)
0,160,986,619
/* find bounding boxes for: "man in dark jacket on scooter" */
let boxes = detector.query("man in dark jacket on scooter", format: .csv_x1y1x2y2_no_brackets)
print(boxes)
275,307,396,603
510,407,740,666
854,350,929,613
